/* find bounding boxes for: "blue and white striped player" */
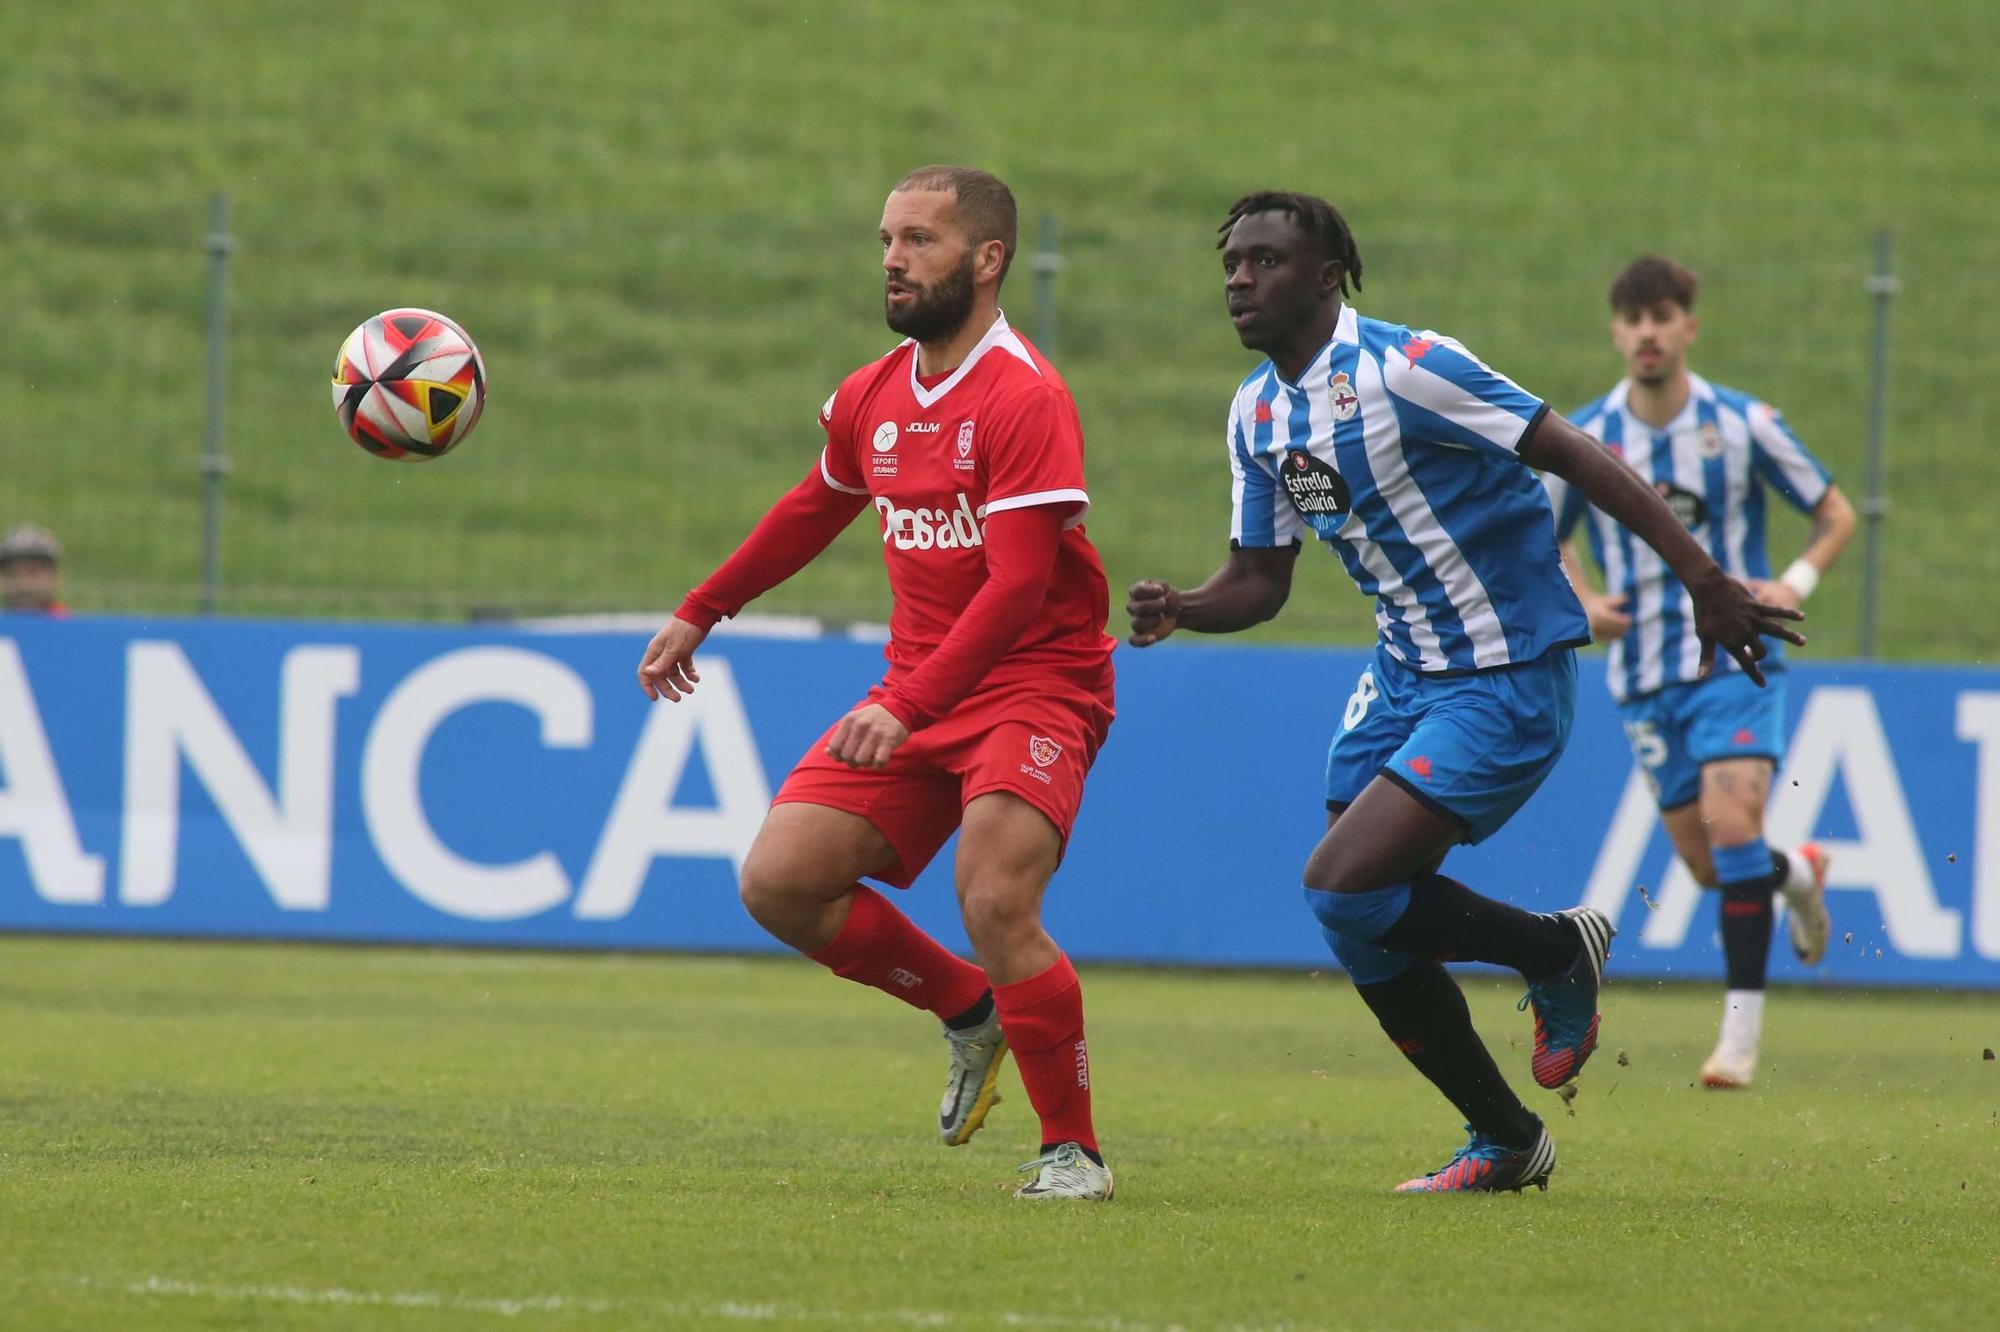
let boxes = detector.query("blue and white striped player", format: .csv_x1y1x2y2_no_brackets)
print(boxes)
1128,193,1804,1193
1546,255,1856,1089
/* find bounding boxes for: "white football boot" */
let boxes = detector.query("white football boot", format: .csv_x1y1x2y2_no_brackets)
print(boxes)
1781,843,1833,966
1700,1043,1759,1089
1700,990,1764,1089
1014,1142,1114,1201
938,1011,1007,1146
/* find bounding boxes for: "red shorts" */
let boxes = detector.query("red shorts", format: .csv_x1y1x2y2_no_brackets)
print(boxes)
772,680,1114,888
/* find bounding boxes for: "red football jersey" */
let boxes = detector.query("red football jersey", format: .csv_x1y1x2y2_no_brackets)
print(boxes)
819,315,1113,702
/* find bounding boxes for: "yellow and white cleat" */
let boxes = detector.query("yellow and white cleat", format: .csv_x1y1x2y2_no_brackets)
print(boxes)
1015,1142,1114,1201
939,1013,1007,1146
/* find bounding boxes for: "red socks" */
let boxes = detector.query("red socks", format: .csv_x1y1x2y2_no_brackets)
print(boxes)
806,884,990,1020
809,896,1098,1156
993,954,1098,1155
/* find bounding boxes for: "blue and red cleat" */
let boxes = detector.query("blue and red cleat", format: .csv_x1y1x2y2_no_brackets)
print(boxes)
1520,907,1616,1089
1394,1121,1557,1194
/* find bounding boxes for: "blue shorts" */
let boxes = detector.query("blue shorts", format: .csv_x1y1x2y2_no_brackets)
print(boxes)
1618,671,1787,811
1325,645,1578,845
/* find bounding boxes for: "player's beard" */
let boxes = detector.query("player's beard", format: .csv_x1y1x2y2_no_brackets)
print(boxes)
885,251,977,344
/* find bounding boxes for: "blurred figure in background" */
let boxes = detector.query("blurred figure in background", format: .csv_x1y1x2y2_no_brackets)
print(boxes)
0,524,68,615
1547,255,1857,1089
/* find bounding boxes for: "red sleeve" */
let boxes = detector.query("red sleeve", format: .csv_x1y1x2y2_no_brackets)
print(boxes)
877,503,1063,730
817,384,869,495
979,385,1089,528
675,464,869,631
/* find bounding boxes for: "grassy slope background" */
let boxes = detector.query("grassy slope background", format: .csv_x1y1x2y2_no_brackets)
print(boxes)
3,1,1995,657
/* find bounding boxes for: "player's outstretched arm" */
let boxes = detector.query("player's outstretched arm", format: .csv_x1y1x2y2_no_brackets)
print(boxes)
1127,545,1300,646
637,464,869,701
1522,413,1802,684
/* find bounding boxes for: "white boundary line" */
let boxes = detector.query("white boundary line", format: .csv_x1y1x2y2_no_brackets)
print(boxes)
75,1275,1330,1332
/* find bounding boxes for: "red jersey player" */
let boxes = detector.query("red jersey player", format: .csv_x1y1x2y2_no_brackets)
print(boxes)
638,166,1117,1201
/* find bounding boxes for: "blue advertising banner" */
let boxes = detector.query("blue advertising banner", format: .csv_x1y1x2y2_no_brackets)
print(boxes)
2,615,1994,986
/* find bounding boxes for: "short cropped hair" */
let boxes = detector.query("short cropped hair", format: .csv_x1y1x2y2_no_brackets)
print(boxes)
1610,255,1699,312
895,165,1019,284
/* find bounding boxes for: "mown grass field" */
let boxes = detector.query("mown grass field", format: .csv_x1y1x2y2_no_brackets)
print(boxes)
3,1,1996,657
1,938,1995,1330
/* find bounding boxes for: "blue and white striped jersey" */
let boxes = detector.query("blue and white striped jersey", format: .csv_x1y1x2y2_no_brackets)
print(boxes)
1546,372,1832,702
1227,305,1589,674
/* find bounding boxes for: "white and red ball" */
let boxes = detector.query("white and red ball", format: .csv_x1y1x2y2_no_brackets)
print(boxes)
331,308,487,460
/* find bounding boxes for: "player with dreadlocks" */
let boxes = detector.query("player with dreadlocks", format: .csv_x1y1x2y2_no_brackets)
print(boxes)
1127,192,1804,1192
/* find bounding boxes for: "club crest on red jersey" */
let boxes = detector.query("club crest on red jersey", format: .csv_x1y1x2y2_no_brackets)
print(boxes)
954,420,976,471
1028,735,1063,767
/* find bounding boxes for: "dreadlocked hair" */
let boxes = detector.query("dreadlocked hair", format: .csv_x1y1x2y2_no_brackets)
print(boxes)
1217,191,1363,295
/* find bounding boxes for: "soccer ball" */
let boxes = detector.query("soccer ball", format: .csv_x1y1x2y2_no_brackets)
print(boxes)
331,308,487,460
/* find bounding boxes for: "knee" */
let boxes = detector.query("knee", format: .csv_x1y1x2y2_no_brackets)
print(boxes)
738,840,809,924
1302,840,1361,896
1304,837,1433,897
957,880,1039,953
1303,870,1419,985
1302,880,1412,942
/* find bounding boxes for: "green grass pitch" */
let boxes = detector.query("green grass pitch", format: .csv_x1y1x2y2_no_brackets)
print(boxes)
3,937,1994,1329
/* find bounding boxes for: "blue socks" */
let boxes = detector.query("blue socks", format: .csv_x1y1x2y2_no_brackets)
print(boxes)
1305,883,1416,983
1714,840,1781,990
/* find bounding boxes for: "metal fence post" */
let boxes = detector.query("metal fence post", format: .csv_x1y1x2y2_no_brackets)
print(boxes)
201,192,235,615
1858,230,1896,658
1031,212,1063,356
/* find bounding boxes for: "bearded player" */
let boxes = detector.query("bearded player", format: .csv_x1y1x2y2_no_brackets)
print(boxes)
1129,193,1803,1193
639,166,1116,1201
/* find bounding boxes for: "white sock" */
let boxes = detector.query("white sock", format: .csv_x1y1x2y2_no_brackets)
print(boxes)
1779,847,1817,897
1718,989,1765,1052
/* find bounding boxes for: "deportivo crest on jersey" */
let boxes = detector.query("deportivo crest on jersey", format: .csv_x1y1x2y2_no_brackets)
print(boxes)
957,421,974,453
1552,371,1834,701
1226,307,1586,674
1029,735,1062,767
1280,448,1351,518
1329,371,1358,421
872,421,899,452
1655,481,1709,530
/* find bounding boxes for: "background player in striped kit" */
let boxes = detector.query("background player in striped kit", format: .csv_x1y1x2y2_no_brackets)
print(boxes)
1128,193,1803,1193
1547,255,1857,1088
